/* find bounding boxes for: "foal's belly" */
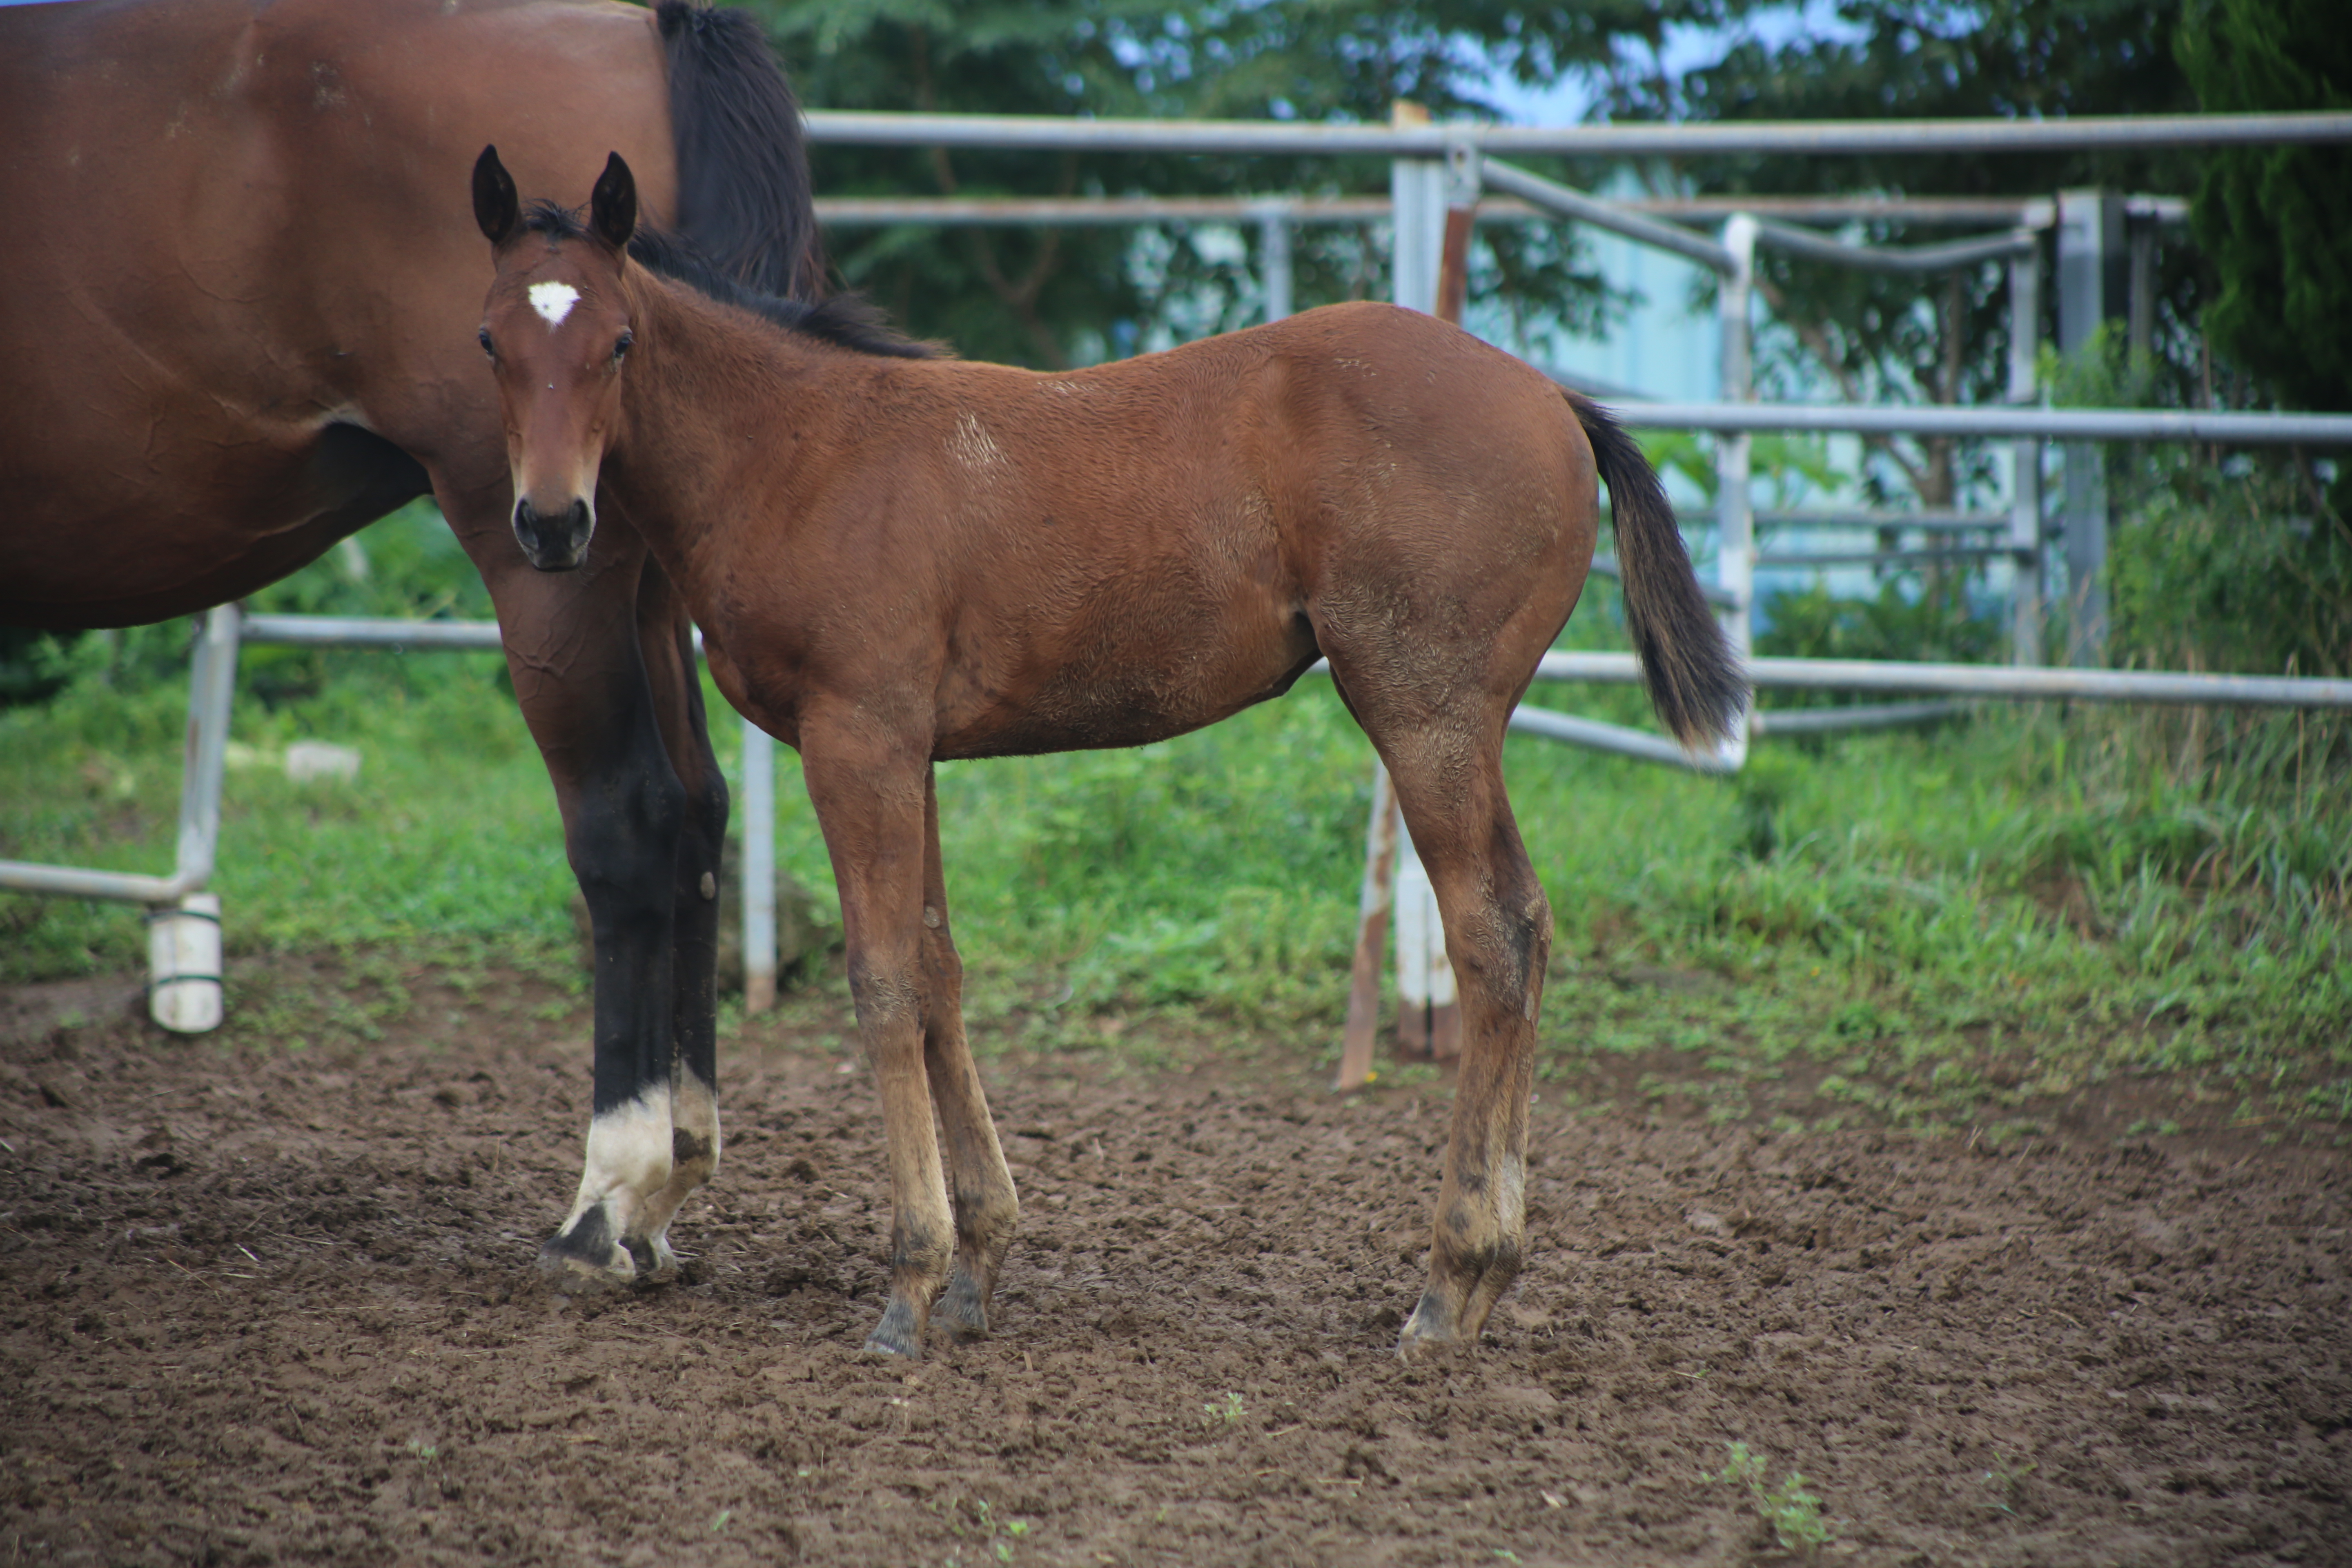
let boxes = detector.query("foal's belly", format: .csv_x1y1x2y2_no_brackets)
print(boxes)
931,600,1319,761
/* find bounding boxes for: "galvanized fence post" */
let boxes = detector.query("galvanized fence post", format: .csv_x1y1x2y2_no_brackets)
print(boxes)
2008,235,2046,666
741,716,777,1014
1252,199,1294,323
1717,215,1759,760
2058,189,2125,665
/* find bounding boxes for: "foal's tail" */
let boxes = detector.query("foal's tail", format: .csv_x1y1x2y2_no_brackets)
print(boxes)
1566,390,1749,748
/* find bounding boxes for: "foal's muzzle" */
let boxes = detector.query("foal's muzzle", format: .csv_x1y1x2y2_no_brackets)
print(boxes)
513,496,595,572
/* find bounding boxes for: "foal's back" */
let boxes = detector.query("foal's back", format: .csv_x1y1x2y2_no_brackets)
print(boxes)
799,302,1600,760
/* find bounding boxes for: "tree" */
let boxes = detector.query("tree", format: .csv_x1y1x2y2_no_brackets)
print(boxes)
2177,0,2352,415
2172,0,2352,675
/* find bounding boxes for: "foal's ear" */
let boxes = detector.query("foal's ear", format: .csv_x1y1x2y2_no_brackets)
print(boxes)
472,145,519,247
589,152,637,252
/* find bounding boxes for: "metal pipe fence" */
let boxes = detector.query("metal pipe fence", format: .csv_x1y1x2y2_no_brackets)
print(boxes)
18,105,2352,1038
0,605,239,906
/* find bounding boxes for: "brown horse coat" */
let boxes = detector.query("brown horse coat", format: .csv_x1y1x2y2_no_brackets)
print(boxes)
3,1,822,1286
476,154,1746,1356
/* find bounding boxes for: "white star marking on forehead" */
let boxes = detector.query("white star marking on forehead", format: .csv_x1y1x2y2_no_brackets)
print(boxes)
528,281,581,327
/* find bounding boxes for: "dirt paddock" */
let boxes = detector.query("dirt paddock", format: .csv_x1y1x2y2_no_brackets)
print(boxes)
2,959,2347,1566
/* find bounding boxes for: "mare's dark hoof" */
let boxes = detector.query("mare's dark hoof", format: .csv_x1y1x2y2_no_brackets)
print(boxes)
536,1244,630,1293
537,1208,635,1290
620,1234,683,1284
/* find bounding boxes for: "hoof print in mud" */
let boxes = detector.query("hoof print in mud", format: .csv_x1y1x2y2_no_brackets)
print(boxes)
534,1255,628,1297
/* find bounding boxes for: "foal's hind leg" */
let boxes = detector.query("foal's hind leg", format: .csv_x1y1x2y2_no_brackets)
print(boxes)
912,770,1020,1339
1352,705,1551,1351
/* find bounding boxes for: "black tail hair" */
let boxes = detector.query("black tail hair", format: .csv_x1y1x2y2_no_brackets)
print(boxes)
1566,390,1748,748
657,1,822,301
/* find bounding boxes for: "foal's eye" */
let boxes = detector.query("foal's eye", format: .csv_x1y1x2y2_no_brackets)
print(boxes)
612,330,634,363
477,328,495,359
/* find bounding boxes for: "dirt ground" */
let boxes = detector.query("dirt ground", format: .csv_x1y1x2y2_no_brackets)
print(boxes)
2,958,2348,1567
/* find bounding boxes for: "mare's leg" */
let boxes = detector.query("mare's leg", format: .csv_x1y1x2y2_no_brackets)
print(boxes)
913,769,1020,1339
610,560,729,1274
1328,657,1550,1352
798,713,955,1356
441,483,712,1285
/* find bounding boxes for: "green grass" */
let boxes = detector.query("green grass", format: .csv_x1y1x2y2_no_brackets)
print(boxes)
4,515,2348,1138
0,630,573,964
1718,1441,1834,1554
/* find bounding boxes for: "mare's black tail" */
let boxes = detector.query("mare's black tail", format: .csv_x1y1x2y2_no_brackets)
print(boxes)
1565,390,1749,748
657,0,823,301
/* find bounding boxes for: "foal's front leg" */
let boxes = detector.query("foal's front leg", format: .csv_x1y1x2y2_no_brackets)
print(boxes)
801,724,956,1357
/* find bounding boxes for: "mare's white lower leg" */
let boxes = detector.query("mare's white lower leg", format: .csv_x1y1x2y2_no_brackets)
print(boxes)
544,1084,675,1283
625,1071,721,1277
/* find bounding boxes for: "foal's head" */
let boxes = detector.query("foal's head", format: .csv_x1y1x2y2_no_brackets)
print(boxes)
472,145,641,572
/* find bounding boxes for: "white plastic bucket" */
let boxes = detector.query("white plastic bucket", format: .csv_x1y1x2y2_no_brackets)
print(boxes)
148,893,223,1033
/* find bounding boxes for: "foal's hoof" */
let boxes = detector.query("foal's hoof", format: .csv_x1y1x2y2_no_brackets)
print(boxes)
860,1300,926,1359
1395,1290,1465,1360
934,1274,992,1341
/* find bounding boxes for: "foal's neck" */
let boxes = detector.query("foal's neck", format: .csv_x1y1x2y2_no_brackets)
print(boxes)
605,269,843,573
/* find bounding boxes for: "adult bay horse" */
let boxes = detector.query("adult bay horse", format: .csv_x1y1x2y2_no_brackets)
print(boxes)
473,150,1748,1356
0,1,821,1283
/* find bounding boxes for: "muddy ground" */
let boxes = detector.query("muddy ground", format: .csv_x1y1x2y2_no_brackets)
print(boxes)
2,957,2347,1566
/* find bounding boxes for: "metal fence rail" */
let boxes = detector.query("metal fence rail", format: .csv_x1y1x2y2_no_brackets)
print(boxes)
1752,217,2038,273
1523,651,2352,708
812,194,2177,229
1478,157,1738,274
239,613,504,650
806,109,2352,157
1617,403,2352,445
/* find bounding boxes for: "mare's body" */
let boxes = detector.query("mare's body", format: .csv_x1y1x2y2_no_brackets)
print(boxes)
0,0,821,1281
475,156,1746,1355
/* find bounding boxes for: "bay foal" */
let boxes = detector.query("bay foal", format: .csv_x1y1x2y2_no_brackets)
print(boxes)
473,150,1745,1357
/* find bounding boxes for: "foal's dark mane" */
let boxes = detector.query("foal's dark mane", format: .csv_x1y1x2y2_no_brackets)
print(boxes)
519,200,940,361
